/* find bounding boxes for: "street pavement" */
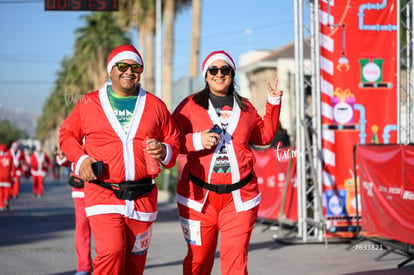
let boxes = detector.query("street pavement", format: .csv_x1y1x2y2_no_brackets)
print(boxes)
1,177,414,275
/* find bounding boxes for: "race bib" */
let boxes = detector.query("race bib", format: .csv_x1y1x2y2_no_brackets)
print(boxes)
180,217,201,246
131,225,153,255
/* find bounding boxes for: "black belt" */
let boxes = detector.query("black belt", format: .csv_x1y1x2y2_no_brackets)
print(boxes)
188,172,254,194
91,177,154,200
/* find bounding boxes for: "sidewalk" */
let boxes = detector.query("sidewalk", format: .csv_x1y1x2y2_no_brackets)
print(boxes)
0,177,413,275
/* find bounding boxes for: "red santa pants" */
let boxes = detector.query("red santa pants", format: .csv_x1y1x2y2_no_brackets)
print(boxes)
32,175,45,196
0,186,8,208
12,174,21,197
88,213,153,275
73,195,92,273
178,191,258,275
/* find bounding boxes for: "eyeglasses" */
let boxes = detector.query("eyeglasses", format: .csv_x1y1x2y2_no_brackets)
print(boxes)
115,62,143,73
207,66,232,76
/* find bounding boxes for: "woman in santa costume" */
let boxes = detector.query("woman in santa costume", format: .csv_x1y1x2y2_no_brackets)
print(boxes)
172,50,283,275
8,141,26,199
30,143,52,198
0,144,14,210
56,147,93,275
59,44,180,275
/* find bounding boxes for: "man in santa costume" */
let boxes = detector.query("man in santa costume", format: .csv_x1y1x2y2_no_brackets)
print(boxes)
59,44,180,275
8,141,25,199
0,144,14,210
56,147,92,275
30,143,52,198
172,50,283,274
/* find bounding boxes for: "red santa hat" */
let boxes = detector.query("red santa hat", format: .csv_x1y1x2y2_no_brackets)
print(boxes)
106,45,144,74
202,50,236,77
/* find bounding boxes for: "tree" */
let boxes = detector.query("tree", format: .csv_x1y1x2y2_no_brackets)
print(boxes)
189,0,202,79
74,12,132,90
118,0,193,108
0,120,28,146
118,0,156,93
36,12,131,143
162,0,175,109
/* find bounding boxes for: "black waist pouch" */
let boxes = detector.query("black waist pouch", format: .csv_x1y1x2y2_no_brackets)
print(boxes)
91,178,154,200
68,175,85,188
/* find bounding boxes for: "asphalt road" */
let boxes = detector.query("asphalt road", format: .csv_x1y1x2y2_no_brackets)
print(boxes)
1,177,414,275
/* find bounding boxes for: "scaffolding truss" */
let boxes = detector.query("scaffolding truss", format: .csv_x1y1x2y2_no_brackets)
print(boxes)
293,0,413,243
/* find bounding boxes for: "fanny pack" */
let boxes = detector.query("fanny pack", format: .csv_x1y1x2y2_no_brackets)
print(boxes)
188,172,253,194
68,175,85,188
91,177,154,200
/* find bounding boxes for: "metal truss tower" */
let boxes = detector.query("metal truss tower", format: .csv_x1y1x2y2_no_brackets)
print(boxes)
399,0,414,144
294,0,325,243
293,0,414,242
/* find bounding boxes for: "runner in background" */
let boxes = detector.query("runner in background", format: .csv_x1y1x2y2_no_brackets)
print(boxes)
30,143,52,198
0,144,15,211
56,147,93,275
8,141,26,199
22,147,32,179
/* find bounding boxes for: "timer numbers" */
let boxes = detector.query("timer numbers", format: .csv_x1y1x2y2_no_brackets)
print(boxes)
44,0,119,11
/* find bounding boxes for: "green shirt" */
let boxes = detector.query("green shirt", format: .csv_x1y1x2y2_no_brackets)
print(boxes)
107,86,138,134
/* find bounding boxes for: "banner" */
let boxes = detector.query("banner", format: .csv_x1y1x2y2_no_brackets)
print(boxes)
319,0,398,237
356,144,414,245
253,147,298,222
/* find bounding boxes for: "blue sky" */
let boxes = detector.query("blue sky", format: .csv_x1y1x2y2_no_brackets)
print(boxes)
0,0,294,117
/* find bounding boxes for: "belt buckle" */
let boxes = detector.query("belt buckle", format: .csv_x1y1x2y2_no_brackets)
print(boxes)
215,184,228,194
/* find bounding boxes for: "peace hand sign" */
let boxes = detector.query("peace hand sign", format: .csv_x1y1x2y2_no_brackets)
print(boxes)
266,77,283,98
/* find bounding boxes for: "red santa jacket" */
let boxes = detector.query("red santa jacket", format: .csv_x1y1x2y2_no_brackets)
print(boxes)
0,152,14,187
172,94,281,212
30,151,52,177
59,84,180,222
8,148,25,177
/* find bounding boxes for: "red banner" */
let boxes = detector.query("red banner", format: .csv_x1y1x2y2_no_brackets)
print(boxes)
319,0,398,236
253,148,298,222
356,145,414,245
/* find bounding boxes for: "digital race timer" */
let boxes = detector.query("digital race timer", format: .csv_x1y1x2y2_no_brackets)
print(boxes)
45,0,118,11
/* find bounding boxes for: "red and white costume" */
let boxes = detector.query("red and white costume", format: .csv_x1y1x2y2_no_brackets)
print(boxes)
174,95,281,211
8,141,25,198
30,146,52,197
59,82,180,274
22,148,31,178
172,50,282,275
173,94,281,274
0,144,14,210
56,154,93,274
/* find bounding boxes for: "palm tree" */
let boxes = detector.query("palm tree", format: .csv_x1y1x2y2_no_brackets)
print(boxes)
162,0,192,110
74,12,132,90
162,0,175,109
118,0,156,93
36,12,131,144
189,0,202,79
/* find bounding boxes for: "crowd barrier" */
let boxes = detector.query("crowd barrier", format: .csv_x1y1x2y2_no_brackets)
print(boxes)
354,144,414,267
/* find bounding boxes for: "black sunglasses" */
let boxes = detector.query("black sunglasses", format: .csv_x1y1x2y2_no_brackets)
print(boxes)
207,66,232,76
115,62,143,73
